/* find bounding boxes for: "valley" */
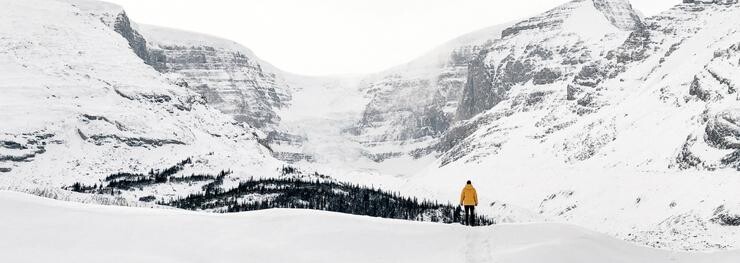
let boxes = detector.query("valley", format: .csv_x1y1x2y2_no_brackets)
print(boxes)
1,0,739,253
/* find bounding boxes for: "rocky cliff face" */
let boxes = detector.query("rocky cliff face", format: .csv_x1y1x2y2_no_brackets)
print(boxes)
111,21,305,163
337,0,740,172
348,25,508,158
436,0,740,169
138,26,291,130
676,39,740,170
352,50,467,141
346,0,740,171
72,1,292,131
112,12,149,62
456,0,642,121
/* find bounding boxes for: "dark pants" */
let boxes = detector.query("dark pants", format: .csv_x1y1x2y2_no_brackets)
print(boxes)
464,205,475,226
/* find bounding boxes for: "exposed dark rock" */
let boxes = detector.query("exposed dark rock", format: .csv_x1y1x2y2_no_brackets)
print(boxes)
77,129,88,140
81,114,128,131
0,141,26,150
77,129,185,148
592,0,644,30
0,145,47,162
706,68,736,95
81,114,110,122
711,205,740,226
577,93,597,107
113,89,136,100
141,93,172,103
611,28,651,64
720,150,740,169
264,131,315,161
526,45,554,60
266,131,305,144
455,51,500,120
502,19,562,38
525,91,551,107
362,151,405,163
532,68,561,85
566,84,583,101
0,132,55,163
690,76,713,101
573,64,607,88
112,12,149,63
273,152,315,163
497,57,536,87
704,111,740,149
0,154,36,162
674,135,707,170
89,134,185,147
192,84,224,104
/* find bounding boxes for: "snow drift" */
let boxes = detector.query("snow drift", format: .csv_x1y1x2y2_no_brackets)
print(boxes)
2,191,739,263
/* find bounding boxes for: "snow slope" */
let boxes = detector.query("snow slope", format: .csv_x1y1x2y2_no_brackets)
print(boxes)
277,0,740,251
0,0,283,200
3,190,740,263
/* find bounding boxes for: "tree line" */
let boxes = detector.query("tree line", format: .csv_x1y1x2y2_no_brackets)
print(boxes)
65,162,495,226
161,176,495,225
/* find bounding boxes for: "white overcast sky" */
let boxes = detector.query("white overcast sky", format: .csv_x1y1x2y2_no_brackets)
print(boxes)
106,0,679,76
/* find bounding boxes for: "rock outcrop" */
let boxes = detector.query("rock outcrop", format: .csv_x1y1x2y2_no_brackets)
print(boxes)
139,25,291,130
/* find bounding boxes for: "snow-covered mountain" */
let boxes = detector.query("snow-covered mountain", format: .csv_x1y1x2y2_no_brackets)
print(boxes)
304,0,740,251
434,0,740,170
2,0,740,254
0,0,284,202
137,25,291,130
348,24,511,160
330,0,740,172
136,24,315,162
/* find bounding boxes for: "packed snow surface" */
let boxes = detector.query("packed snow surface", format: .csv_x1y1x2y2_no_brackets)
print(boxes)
1,191,739,263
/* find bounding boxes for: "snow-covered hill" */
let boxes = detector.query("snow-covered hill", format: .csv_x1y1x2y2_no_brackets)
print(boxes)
0,0,283,201
3,191,740,263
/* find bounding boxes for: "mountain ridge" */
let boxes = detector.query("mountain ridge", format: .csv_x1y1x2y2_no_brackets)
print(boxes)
2,0,740,252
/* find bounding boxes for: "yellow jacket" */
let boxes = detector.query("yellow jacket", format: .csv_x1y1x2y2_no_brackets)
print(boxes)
460,184,478,206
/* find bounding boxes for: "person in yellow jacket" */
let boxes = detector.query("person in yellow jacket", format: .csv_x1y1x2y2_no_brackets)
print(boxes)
459,180,478,226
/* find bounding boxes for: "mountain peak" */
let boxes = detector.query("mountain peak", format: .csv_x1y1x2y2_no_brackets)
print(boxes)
591,0,643,30
501,0,642,39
